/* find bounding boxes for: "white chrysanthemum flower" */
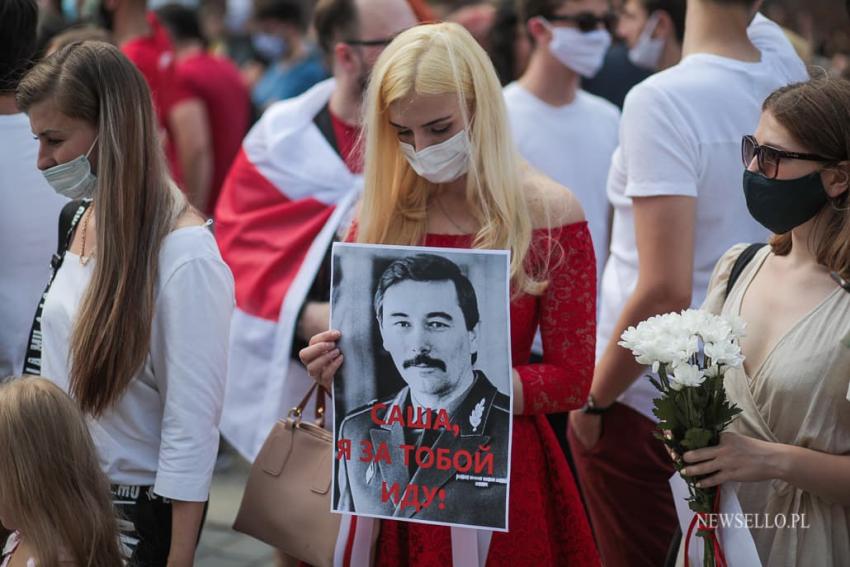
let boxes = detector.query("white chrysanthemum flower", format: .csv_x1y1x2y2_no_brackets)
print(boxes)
670,362,706,388
723,313,747,339
704,340,745,368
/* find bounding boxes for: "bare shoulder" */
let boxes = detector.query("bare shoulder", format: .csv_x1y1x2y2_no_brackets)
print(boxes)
522,165,586,230
174,208,207,230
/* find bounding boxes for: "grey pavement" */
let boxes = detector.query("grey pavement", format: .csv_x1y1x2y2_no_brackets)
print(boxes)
196,446,277,567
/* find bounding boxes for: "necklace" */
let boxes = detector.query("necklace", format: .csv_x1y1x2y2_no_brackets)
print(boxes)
434,194,470,234
80,206,95,266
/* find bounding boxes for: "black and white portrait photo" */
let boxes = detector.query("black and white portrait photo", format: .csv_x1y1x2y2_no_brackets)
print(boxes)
330,243,512,531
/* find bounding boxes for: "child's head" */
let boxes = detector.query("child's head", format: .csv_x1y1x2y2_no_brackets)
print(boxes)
0,377,122,565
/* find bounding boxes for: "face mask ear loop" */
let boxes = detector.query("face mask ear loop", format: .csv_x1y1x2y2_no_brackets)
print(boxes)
829,193,850,212
537,16,554,34
85,136,99,159
643,11,662,41
827,162,850,211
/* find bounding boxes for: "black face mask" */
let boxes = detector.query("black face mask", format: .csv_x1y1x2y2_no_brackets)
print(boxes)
742,169,828,234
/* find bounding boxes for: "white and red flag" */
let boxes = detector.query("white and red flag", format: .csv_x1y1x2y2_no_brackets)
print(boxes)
215,79,361,460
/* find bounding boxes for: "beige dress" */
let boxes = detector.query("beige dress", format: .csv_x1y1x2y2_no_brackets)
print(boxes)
695,244,850,566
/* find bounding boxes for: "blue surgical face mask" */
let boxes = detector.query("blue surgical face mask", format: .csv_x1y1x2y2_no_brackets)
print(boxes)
62,0,79,22
252,33,288,61
42,137,99,200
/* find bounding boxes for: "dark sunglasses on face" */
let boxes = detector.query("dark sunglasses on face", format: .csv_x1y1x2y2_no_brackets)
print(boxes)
547,12,617,33
741,134,836,179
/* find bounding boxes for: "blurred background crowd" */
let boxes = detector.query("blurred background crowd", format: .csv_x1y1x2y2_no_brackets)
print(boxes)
28,0,850,220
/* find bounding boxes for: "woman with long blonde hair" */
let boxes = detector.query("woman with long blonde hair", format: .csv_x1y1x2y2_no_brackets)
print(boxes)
300,22,599,565
16,41,234,566
0,377,123,566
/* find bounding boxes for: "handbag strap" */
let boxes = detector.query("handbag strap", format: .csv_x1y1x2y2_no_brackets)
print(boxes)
315,385,327,428
289,382,329,428
22,199,90,375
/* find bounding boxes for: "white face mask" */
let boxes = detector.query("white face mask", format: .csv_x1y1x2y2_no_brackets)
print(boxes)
42,137,98,199
628,12,665,70
542,19,612,78
399,129,470,184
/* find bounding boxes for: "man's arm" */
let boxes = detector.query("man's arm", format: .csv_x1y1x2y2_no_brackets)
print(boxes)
169,98,213,211
592,194,696,406
571,195,695,447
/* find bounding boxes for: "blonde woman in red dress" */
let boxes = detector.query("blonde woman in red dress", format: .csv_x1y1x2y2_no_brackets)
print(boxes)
300,22,599,566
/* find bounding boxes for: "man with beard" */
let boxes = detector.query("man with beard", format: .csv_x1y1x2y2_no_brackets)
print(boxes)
216,0,418,462
335,254,510,527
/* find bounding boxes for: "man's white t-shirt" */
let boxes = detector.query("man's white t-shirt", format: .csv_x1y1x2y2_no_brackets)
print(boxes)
504,83,620,280
598,14,809,421
0,113,67,379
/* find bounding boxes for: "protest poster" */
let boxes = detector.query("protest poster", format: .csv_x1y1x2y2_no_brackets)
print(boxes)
330,242,512,531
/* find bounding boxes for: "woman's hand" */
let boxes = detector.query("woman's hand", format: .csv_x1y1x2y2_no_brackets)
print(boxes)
681,431,781,488
299,329,343,390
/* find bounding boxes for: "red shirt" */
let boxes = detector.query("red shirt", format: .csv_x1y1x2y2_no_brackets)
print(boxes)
329,109,362,174
176,51,251,214
121,12,192,181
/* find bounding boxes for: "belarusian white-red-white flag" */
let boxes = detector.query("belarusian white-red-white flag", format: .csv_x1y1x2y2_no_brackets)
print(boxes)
215,79,361,461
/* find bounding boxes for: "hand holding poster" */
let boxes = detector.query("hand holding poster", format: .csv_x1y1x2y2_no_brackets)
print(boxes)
330,243,512,531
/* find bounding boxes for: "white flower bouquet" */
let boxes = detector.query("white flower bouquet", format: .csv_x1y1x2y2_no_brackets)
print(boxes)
619,309,746,567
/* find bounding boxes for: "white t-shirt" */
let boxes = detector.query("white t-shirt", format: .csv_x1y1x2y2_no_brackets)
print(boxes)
504,83,620,280
598,14,809,421
41,224,235,501
0,113,68,379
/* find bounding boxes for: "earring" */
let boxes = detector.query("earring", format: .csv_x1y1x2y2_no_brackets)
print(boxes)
830,194,850,212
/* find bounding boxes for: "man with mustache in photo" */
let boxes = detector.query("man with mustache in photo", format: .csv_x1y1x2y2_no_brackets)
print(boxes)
335,254,510,527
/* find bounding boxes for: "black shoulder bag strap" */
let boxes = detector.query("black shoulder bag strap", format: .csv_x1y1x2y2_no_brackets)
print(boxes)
724,243,768,302
22,199,91,375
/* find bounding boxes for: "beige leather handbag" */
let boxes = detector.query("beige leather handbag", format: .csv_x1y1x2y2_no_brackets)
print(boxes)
233,383,340,567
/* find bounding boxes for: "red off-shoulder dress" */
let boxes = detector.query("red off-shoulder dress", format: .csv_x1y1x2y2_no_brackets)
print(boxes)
368,221,600,566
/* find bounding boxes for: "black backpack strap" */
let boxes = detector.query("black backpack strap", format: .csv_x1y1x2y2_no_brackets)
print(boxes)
56,199,84,256
22,199,91,375
725,243,768,300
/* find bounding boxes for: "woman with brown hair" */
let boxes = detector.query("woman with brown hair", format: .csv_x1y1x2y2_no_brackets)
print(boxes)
0,377,123,566
678,75,850,565
16,41,234,567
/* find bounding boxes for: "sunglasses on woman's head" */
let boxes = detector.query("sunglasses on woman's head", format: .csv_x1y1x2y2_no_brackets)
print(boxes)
547,12,617,33
741,135,835,179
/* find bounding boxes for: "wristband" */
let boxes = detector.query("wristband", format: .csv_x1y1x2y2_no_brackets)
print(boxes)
580,393,610,415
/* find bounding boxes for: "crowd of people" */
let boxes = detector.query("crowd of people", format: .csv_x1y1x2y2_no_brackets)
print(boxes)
1,0,849,565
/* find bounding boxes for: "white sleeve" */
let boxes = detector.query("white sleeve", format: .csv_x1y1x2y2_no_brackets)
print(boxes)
621,82,700,199
150,256,235,501
747,13,808,81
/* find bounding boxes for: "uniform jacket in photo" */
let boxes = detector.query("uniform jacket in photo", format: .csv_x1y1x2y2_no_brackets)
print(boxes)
336,371,510,529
